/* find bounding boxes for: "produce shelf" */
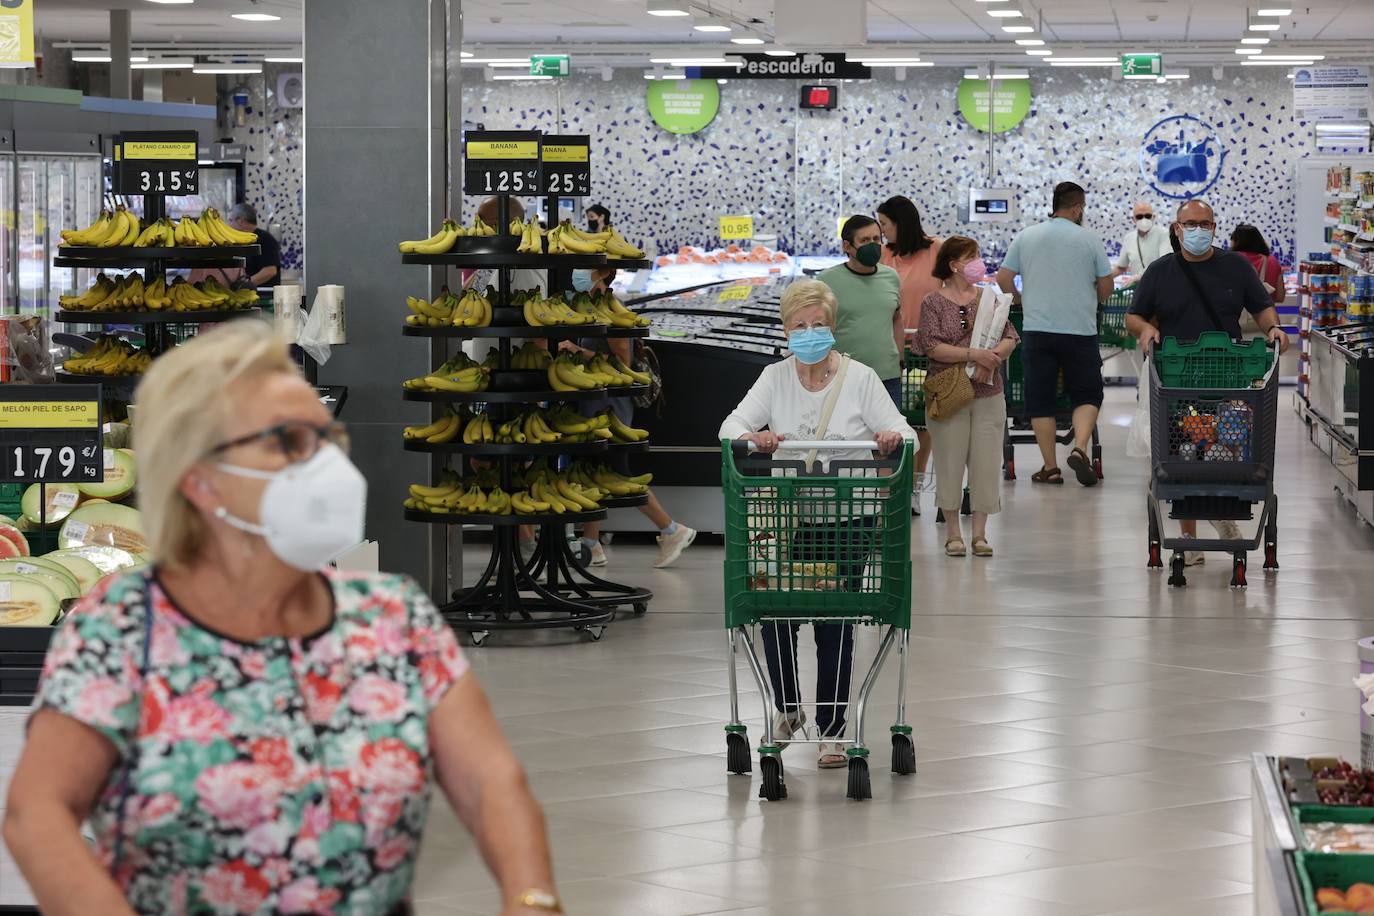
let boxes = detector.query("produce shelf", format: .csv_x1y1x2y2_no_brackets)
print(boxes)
54,308,262,325
603,258,654,271
600,494,650,510
604,326,650,338
402,383,650,404
53,244,259,265
402,323,608,340
401,439,610,457
54,371,141,388
404,507,607,526
402,252,609,269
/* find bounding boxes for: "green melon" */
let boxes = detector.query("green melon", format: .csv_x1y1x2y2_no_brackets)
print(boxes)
0,576,61,626
20,483,82,526
78,450,136,501
58,503,147,556
0,559,79,602
42,551,102,594
58,544,140,575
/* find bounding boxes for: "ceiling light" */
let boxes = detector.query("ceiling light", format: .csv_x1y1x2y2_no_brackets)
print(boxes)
460,51,473,58
693,14,733,32
486,62,531,68
492,74,552,81
74,55,150,63
717,78,728,83
647,0,690,15
193,63,263,73
1025,49,1053,56
231,12,281,21
461,58,533,64
1257,7,1292,14
851,56,922,63
1257,54,1326,60
1125,72,1188,80
764,48,796,56
145,0,194,4
647,9,691,15
1001,25,1035,33
1248,22,1280,31
964,69,1028,79
649,56,728,64
1049,61,1117,67
1241,37,1271,44
973,0,1012,3
1241,58,1313,65
643,69,686,79
987,9,1024,17
132,58,195,68
1050,57,1117,63
730,37,764,44
264,55,303,62
1015,38,1044,45
1234,48,1262,55
864,61,933,68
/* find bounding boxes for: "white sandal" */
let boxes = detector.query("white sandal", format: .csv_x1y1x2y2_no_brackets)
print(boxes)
817,743,847,769
772,709,806,750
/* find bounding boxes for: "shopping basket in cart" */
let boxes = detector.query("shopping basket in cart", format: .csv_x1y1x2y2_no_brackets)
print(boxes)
720,439,913,801
900,350,928,430
1145,332,1280,588
1099,285,1137,352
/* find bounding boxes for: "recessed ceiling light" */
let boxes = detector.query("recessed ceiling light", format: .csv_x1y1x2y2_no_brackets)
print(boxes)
1015,38,1044,45
851,56,922,63
1248,22,1281,31
486,62,531,68
964,69,1029,78
491,74,552,80
461,58,530,64
643,70,686,79
1241,58,1313,65
193,63,263,73
1258,54,1326,60
145,0,194,4
647,9,690,15
764,48,795,56
133,58,194,68
1234,48,1262,55
646,0,690,15
717,78,728,83
264,56,303,62
987,9,1023,16
231,12,281,21
460,51,473,58
693,14,732,32
730,37,764,44
1051,57,1117,63
649,56,728,64
74,55,150,62
1001,25,1035,32
864,61,933,67
1049,61,1118,67
1241,37,1271,44
1257,7,1292,14
973,0,1011,3
1025,49,1053,56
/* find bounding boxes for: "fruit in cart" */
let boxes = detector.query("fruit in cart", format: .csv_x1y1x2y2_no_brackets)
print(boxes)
0,577,62,626
21,483,82,527
399,220,461,255
63,336,154,377
1349,884,1374,909
58,503,148,555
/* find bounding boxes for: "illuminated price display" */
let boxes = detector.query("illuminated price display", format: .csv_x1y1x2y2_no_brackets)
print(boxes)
113,131,199,196
464,130,542,196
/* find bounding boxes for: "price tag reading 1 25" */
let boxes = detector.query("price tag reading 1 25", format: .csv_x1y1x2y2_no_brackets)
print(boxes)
0,386,104,484
720,215,755,240
464,130,542,196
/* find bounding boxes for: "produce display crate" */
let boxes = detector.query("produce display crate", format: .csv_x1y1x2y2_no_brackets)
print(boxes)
1296,850,1374,915
900,352,928,429
1099,285,1136,350
1155,331,1275,389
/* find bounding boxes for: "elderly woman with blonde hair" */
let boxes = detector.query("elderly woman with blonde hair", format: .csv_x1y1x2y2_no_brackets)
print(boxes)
719,279,915,769
4,321,562,916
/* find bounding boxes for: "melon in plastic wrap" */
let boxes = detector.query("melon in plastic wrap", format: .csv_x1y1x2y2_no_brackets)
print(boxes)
78,449,136,501
0,577,61,626
42,551,102,594
0,558,80,601
58,544,141,575
20,483,82,526
59,503,148,557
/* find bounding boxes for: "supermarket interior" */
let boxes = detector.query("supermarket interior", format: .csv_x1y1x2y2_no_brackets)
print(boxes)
4,0,1374,914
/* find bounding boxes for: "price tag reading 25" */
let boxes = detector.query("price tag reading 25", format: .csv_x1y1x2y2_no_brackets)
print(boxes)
541,135,591,197
464,130,543,196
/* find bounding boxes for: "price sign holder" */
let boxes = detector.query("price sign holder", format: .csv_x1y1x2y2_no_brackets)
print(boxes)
464,130,542,196
720,215,755,240
0,383,104,528
541,135,591,197
112,130,199,199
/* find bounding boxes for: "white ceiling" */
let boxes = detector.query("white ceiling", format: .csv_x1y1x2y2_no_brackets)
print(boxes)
37,0,301,46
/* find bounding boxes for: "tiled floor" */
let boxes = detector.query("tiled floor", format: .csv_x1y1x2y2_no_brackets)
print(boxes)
414,388,1374,915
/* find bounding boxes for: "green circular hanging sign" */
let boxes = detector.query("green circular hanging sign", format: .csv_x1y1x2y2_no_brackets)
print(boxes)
958,78,1032,133
646,79,721,135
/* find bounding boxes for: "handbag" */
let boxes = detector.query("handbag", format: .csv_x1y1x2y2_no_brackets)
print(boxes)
802,355,850,473
631,339,664,413
924,363,975,421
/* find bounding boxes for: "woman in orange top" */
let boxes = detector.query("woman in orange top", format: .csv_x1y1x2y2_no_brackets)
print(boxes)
877,195,939,514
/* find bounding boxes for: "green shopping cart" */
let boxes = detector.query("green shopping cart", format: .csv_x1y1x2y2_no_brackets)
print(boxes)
899,351,928,430
720,439,914,802
1099,285,1137,352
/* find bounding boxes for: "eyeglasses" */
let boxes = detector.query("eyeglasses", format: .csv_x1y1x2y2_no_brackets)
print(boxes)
1134,214,1154,221
210,420,350,463
1179,220,1216,231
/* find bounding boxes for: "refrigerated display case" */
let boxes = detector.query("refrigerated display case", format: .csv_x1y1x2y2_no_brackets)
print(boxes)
1304,321,1374,528
7,147,102,321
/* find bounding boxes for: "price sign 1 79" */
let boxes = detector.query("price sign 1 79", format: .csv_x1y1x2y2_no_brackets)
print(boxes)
0,386,104,484
464,130,542,196
542,135,591,197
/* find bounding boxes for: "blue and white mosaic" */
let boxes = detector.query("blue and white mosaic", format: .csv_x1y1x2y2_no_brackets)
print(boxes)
464,68,1309,266
220,64,304,271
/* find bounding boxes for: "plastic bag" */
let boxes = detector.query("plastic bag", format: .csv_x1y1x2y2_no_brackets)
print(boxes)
1126,358,1151,458
0,316,54,383
298,302,332,365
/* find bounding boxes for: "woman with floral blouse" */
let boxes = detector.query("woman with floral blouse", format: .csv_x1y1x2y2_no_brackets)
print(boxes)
3,322,561,916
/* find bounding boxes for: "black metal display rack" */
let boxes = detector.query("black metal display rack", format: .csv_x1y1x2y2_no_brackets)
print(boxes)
402,194,657,645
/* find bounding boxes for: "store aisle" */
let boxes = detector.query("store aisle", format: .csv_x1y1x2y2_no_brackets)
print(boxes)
415,388,1374,916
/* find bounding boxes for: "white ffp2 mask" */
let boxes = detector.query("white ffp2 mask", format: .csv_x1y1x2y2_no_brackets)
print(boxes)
214,444,367,570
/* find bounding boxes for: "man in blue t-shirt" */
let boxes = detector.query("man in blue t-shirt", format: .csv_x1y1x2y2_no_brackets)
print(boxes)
996,182,1113,487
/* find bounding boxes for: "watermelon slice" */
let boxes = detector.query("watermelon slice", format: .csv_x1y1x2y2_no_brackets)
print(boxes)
0,577,61,626
0,523,29,558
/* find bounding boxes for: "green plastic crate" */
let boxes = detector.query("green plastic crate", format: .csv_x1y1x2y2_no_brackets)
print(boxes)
0,483,20,521
1297,850,1374,914
1155,331,1275,389
901,352,928,429
1099,285,1136,349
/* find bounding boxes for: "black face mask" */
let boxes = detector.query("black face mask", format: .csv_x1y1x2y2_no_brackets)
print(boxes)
588,221,602,232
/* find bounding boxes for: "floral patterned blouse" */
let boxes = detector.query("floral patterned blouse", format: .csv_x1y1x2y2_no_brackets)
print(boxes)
915,288,1020,399
36,568,469,915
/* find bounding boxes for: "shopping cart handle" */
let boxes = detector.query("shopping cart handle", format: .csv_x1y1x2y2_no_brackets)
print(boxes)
744,439,880,451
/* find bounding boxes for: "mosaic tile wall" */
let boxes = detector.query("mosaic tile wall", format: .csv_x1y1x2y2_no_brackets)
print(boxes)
220,65,304,271
464,68,1310,266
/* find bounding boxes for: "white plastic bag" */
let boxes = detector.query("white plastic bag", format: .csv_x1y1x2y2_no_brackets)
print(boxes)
298,301,332,365
1126,357,1151,458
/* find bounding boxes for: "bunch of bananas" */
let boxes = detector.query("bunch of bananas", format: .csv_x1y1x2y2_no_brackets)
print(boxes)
62,336,154,377
402,354,491,393
571,290,652,329
404,464,648,517
58,274,256,312
521,294,600,327
542,220,646,259
60,207,141,247
403,409,464,444
565,461,653,496
398,216,500,255
510,341,552,370
547,353,650,392
61,207,258,248
404,288,493,328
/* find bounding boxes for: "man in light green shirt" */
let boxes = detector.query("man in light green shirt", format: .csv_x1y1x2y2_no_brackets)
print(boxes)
818,215,904,405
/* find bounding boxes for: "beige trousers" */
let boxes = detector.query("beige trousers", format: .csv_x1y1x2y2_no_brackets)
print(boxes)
928,394,1007,515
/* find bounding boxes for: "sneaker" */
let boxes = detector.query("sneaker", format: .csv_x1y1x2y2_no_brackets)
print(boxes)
1210,519,1243,542
911,489,922,517
772,709,807,750
654,525,697,568
588,543,607,567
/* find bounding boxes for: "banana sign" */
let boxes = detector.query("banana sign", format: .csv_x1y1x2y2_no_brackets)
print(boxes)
0,0,34,69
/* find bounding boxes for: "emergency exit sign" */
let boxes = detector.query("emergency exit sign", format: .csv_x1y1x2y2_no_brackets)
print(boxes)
530,55,570,77
1121,53,1162,77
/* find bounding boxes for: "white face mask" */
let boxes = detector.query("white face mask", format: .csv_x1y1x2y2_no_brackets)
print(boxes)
1136,218,1154,233
214,444,367,571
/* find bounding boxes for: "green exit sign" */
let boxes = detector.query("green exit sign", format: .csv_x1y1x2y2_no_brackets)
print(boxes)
530,55,570,77
1121,53,1162,77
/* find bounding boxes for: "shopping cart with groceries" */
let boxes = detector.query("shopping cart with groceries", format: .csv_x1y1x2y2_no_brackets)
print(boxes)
719,439,913,802
1099,284,1137,354
1146,332,1280,588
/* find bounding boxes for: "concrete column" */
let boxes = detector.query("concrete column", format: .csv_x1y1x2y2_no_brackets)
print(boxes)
141,69,163,102
304,0,457,584
109,10,132,100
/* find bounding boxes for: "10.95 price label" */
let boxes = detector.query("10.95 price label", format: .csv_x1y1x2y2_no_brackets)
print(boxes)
0,386,104,484
464,130,542,196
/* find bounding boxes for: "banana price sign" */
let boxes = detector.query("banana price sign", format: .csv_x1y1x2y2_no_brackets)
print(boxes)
0,385,104,484
464,129,542,196
541,134,591,197
113,130,199,196
0,0,35,69
719,215,754,240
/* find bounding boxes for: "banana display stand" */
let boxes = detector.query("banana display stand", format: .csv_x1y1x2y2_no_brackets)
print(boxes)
400,193,656,645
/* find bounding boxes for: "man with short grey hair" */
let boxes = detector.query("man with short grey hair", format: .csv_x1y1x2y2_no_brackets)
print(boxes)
1113,200,1171,279
228,203,281,288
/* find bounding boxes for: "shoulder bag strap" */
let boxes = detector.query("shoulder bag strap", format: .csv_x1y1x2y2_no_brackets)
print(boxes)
804,356,850,473
111,575,155,875
1176,257,1231,338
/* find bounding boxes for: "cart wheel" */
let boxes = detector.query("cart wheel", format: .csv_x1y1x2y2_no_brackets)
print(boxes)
577,625,605,642
1147,541,1163,569
1168,553,1188,588
960,489,972,516
846,755,872,801
1230,553,1248,590
469,630,489,648
1093,457,1104,480
891,733,916,776
1263,543,1279,572
1004,458,1017,481
632,602,649,617
759,755,787,801
726,731,752,775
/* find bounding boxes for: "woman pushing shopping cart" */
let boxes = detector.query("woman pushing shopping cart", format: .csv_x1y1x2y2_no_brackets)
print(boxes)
717,278,916,801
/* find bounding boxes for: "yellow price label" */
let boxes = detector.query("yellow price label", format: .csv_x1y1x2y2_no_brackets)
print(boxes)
0,401,99,429
718,285,752,302
719,215,754,240
467,140,540,160
121,141,196,161
543,144,589,163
